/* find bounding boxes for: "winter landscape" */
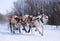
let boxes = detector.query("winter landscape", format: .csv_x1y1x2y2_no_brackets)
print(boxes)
0,23,60,41
0,0,60,41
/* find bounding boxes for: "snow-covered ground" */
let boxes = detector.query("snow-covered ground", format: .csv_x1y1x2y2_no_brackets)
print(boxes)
0,23,60,41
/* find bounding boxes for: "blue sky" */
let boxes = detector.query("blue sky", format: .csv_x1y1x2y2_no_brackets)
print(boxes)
0,0,17,14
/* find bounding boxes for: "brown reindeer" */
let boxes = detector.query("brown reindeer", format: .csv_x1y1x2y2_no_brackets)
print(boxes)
9,15,21,34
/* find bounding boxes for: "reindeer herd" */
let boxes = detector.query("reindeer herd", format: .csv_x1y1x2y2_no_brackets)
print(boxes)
9,14,48,36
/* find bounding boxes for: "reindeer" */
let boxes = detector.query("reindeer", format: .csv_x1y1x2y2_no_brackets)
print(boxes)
27,14,48,36
9,14,48,35
9,15,21,34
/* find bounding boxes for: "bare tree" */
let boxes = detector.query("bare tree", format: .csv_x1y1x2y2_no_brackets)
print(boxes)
25,0,44,16
43,0,60,25
13,0,24,16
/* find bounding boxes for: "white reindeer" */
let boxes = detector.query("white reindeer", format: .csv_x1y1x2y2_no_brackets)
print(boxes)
30,14,48,36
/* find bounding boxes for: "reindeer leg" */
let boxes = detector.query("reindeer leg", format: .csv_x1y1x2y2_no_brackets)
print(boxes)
41,26,44,36
10,23,12,33
35,27,43,36
12,24,15,34
31,25,33,34
19,27,21,33
27,25,31,33
17,23,21,33
18,24,21,33
9,23,12,32
22,25,27,33
38,25,44,36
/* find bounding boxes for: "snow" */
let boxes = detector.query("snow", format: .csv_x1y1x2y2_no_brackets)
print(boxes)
0,23,60,41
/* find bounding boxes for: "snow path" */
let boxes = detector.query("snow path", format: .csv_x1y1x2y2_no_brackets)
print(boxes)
0,23,60,41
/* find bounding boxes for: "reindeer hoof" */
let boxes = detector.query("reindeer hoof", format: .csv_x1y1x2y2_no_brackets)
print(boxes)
41,34,43,36
13,31,15,34
16,28,18,30
27,30,30,33
22,28,25,30
35,29,37,31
